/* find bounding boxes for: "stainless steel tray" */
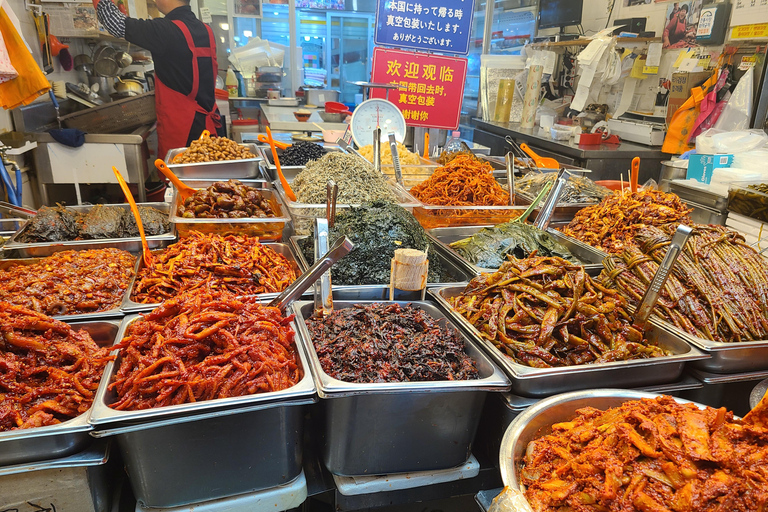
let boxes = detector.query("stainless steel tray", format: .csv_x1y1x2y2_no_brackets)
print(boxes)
515,191,591,223
430,285,708,397
257,144,342,179
498,390,703,491
426,225,605,275
121,241,302,313
170,179,290,241
288,234,475,291
669,180,729,211
3,202,176,258
292,299,509,476
656,318,768,373
0,257,134,321
88,314,316,508
0,320,120,466
165,143,262,179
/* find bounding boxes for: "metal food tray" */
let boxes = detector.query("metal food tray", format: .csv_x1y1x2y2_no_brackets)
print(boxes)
3,202,176,258
515,191,590,223
88,315,316,508
669,180,729,211
121,241,302,313
426,225,605,275
170,179,290,240
256,145,342,179
0,257,134,321
291,299,510,476
165,143,262,179
288,234,475,292
0,320,120,466
653,318,768,373
430,285,708,397
498,390,704,491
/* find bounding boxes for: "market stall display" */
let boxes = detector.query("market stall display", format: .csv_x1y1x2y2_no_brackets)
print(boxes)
0,302,113,431
436,148,482,165
448,221,580,269
603,224,768,344
0,248,135,317
171,136,257,163
447,256,669,368
110,289,301,410
16,204,170,242
561,188,693,253
177,179,275,219
129,232,297,304
305,302,479,383
515,172,611,205
509,393,768,512
296,201,447,285
727,182,768,222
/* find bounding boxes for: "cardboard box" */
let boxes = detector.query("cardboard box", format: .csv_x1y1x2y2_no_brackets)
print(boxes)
686,153,733,184
666,71,711,125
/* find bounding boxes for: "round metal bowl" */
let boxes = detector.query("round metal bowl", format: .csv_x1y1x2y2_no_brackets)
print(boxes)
498,389,701,490
318,111,344,123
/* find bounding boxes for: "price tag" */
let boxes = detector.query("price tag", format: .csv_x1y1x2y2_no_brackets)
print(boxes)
740,55,758,70
199,7,212,23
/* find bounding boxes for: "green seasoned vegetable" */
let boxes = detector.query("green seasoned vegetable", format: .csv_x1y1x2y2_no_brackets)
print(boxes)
299,200,447,285
449,221,580,268
727,183,768,222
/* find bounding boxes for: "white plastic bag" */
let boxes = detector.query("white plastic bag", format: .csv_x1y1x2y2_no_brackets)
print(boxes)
696,128,768,154
713,67,754,132
488,487,535,512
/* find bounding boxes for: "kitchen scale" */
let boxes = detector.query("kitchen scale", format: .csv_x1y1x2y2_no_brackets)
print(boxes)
349,98,406,147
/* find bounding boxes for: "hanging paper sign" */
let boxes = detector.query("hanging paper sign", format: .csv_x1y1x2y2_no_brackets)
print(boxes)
370,47,467,130
373,0,475,55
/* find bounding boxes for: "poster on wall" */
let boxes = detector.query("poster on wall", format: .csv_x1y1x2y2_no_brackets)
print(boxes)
661,0,702,48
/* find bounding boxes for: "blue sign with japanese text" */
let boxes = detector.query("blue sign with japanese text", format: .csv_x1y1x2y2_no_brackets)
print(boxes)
374,0,475,55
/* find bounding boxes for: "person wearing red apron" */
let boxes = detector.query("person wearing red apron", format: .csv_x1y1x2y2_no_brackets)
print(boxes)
95,0,224,160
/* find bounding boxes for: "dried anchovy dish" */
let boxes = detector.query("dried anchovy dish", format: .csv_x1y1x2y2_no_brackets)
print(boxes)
130,231,296,304
305,302,479,383
0,302,113,430
561,188,692,253
178,179,274,219
110,289,301,410
448,256,669,368
0,248,135,316
292,152,397,204
521,395,768,512
602,224,768,343
515,172,611,205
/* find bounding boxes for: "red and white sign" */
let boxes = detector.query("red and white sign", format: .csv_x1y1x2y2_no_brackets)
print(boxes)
370,47,467,130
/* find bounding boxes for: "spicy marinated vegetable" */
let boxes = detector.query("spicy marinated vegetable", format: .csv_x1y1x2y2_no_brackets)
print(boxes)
110,289,301,410
0,302,113,430
130,232,296,304
177,179,274,219
0,248,135,316
293,152,397,204
448,256,669,368
449,221,579,268
727,182,768,222
561,188,692,253
410,155,510,206
602,224,768,343
521,395,768,512
305,303,478,383
298,201,445,285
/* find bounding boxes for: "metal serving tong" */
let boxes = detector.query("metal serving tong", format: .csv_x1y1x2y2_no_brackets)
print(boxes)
313,218,333,316
632,224,693,330
505,152,515,206
335,138,370,165
373,128,382,174
534,169,568,231
388,132,403,186
0,201,36,218
505,135,535,173
269,236,354,313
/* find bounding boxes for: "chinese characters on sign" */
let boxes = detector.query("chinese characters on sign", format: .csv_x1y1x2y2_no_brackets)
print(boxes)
374,0,475,55
370,48,467,130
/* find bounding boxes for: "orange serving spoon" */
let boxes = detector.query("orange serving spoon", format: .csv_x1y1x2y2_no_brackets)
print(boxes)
112,166,153,267
199,129,210,140
630,156,640,193
256,133,291,150
266,126,297,201
423,132,429,159
519,143,560,169
154,158,197,202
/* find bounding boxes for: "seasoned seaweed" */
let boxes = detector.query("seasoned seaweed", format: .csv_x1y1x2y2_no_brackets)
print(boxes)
19,205,79,242
124,206,171,237
299,201,448,285
79,205,125,239
449,221,580,268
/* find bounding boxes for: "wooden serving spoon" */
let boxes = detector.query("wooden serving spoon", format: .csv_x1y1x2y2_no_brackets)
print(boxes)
266,126,297,201
154,158,196,202
112,166,153,267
